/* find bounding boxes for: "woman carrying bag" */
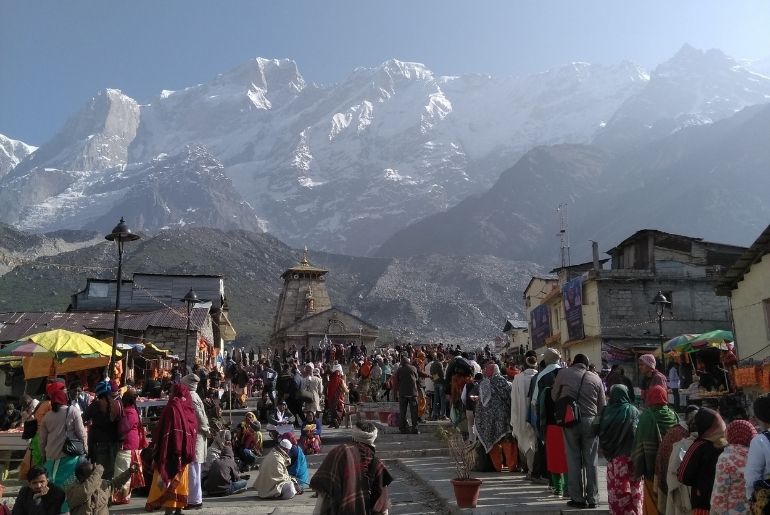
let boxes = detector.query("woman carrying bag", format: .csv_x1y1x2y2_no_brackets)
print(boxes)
39,381,88,513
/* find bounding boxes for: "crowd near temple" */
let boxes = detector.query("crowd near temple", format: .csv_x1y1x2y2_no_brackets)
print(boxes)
0,222,769,515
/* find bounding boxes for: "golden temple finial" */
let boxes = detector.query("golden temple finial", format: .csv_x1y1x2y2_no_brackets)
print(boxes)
300,246,310,266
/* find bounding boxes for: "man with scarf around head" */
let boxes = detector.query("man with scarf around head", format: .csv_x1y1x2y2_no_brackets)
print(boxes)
551,353,606,509
181,374,209,510
511,350,541,478
145,383,198,515
310,422,393,515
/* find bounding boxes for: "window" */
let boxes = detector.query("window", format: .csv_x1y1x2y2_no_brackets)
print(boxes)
89,283,109,298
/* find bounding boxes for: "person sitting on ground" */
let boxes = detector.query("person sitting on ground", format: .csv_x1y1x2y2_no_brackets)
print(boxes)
310,421,392,515
280,432,309,488
234,413,262,472
268,401,296,430
253,439,300,500
202,429,231,480
65,462,137,515
300,422,322,455
0,403,21,430
12,465,65,515
203,432,247,497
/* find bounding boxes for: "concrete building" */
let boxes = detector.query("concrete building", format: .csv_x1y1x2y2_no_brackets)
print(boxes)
716,223,770,360
525,230,746,380
69,272,236,363
269,250,378,353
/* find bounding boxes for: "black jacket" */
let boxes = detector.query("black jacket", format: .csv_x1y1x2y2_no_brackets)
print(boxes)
12,484,65,515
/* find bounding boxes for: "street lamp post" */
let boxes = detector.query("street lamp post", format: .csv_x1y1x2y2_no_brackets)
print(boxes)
105,218,140,379
182,288,199,372
651,291,672,371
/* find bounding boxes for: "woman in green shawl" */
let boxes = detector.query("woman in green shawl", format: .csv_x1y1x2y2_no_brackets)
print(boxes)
599,384,641,514
631,384,678,515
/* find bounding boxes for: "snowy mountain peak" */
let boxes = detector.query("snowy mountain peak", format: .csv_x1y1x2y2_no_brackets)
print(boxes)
0,134,37,178
656,45,738,78
378,59,434,81
217,57,306,94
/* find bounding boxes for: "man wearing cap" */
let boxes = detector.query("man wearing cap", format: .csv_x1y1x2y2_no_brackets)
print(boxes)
254,438,297,500
638,354,668,406
182,374,210,510
511,350,539,477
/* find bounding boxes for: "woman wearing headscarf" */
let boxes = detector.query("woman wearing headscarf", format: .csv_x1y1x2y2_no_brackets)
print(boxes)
145,383,198,515
710,419,755,514
655,405,699,515
632,384,679,514
280,431,309,488
599,384,642,514
475,363,516,472
325,364,348,429
83,380,121,480
663,407,700,515
677,408,726,515
39,380,87,511
112,390,146,505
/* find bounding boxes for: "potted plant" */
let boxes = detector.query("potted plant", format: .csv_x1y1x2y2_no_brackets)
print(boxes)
436,426,482,508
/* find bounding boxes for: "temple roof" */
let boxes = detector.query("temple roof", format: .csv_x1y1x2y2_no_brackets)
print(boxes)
281,247,328,279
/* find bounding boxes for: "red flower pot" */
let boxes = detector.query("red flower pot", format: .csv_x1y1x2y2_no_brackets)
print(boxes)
378,411,390,423
450,478,482,508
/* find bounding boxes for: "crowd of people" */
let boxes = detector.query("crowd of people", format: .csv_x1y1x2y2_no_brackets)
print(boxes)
6,338,770,515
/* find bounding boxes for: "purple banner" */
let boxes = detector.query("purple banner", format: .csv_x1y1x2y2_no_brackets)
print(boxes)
563,276,584,341
530,304,551,348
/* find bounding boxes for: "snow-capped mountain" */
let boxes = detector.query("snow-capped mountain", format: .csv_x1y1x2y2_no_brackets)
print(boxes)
126,57,646,254
0,134,36,178
594,45,770,150
0,145,263,234
10,89,139,178
4,46,769,256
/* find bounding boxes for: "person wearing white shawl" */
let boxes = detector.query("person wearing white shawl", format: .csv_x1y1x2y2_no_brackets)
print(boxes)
511,350,539,477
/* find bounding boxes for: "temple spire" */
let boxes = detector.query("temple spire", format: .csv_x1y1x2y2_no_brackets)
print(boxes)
301,246,310,266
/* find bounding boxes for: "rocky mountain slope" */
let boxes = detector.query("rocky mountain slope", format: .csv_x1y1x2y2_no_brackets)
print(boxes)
378,102,770,264
0,226,544,344
0,145,263,234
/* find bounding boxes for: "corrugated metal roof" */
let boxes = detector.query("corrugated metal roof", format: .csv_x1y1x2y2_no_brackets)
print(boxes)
0,312,114,343
0,308,215,345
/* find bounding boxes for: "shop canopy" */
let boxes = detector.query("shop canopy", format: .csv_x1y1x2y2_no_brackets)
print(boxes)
0,329,120,379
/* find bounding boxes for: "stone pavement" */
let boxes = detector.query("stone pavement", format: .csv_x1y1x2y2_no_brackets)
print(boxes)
7,425,610,514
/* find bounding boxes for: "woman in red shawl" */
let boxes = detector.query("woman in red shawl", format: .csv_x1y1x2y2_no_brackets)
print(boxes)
146,383,198,515
325,364,348,429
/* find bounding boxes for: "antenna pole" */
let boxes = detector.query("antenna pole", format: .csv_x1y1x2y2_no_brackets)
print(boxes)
557,203,571,268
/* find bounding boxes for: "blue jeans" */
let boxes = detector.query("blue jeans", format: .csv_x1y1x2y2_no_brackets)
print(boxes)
239,448,258,466
432,383,447,418
226,479,247,495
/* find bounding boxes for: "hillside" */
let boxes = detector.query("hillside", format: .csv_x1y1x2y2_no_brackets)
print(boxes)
0,227,544,344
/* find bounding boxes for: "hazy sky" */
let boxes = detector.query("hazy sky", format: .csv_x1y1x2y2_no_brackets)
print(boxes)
2,0,769,144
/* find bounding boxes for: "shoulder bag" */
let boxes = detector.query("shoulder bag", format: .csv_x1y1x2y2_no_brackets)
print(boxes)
62,406,86,456
554,371,586,428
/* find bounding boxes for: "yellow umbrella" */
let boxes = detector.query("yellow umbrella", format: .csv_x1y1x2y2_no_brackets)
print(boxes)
8,329,120,379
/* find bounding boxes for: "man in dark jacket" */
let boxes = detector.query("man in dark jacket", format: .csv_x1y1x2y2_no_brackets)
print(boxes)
12,465,65,515
394,356,419,434
204,441,247,496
